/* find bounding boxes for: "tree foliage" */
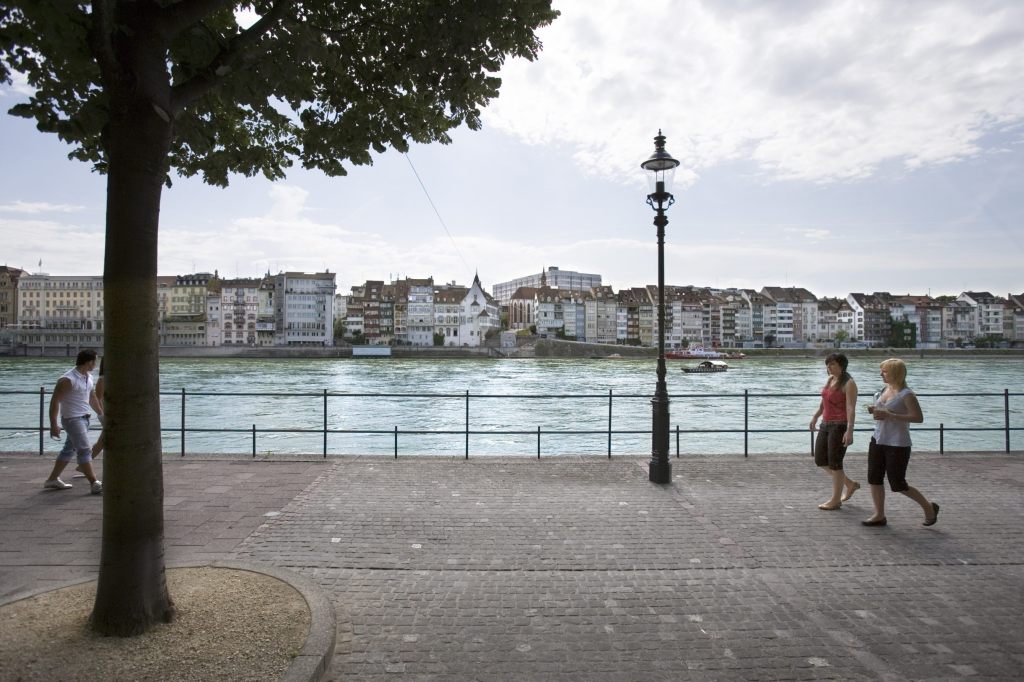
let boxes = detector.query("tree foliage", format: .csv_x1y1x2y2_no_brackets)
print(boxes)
1,0,558,185
887,318,917,348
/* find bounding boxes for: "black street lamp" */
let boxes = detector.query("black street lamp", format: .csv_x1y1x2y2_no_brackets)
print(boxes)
641,130,680,484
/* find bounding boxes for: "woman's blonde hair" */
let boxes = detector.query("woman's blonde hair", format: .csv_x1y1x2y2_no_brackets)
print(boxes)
880,358,907,389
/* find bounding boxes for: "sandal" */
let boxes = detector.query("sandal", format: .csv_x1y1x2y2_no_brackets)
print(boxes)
818,502,841,511
841,481,861,502
923,502,940,526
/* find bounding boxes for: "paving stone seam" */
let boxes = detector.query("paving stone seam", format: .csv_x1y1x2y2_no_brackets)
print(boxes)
263,562,1024,573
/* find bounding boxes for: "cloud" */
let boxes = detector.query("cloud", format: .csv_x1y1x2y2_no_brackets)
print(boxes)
486,0,1024,185
0,200,84,214
0,217,103,273
0,71,33,97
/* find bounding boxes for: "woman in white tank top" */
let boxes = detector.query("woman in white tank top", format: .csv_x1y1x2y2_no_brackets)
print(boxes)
862,358,939,527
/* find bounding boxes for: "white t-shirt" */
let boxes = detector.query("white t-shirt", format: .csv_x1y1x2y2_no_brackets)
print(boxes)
59,367,95,419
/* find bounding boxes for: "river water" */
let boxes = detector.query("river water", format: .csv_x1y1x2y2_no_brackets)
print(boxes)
2,356,1020,456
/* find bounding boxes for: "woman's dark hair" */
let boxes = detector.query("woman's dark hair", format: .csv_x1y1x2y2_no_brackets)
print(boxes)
825,352,851,388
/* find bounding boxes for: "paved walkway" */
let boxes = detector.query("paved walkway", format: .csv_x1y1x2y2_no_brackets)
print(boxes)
2,451,1023,680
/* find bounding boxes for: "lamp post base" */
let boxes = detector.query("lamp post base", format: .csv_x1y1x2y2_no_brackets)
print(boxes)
648,458,672,484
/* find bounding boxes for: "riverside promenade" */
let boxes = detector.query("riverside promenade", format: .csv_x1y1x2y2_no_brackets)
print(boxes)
1,451,1022,680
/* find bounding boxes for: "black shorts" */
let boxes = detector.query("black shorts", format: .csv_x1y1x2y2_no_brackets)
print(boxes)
814,422,847,470
867,437,911,492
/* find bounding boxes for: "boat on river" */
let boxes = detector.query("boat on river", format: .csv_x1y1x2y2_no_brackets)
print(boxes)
682,359,729,373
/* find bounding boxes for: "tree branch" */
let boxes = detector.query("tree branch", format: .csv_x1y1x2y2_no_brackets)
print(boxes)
158,0,236,38
168,0,291,111
89,0,119,81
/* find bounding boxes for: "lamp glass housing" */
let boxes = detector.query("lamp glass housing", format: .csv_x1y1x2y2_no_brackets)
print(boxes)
644,165,676,195
641,134,680,196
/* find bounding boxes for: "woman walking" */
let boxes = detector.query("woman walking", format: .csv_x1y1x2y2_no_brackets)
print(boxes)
810,352,860,510
862,358,939,527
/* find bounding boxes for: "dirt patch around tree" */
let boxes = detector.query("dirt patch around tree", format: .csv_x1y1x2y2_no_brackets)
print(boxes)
0,566,310,682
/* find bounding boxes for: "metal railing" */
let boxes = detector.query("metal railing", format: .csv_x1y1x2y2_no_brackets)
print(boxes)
2,387,1020,458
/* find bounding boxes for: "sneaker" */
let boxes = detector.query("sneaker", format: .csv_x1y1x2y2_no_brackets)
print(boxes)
44,478,72,490
72,464,86,479
91,480,103,495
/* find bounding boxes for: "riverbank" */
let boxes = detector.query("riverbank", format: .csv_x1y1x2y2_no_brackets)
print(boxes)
3,338,1023,360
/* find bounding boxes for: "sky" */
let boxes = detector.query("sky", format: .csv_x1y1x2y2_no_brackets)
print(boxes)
1,0,1022,300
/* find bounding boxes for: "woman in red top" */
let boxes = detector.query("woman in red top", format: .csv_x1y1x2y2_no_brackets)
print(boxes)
809,353,860,510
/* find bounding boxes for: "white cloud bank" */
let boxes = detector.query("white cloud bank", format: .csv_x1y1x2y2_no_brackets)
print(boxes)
486,0,1024,185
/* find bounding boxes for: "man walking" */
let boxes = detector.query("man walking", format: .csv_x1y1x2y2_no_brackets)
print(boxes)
43,349,103,494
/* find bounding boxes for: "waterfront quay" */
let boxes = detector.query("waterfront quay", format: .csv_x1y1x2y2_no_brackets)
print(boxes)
2,450,1022,680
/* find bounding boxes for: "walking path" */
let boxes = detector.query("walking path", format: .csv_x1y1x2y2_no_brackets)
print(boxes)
2,451,1022,680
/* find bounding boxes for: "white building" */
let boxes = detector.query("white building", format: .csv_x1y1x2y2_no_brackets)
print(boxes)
491,266,602,305
274,272,336,346
958,292,1006,338
434,284,467,346
15,273,105,349
406,278,435,346
457,274,500,346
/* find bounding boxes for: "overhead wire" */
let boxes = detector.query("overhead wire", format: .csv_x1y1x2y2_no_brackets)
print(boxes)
403,152,471,273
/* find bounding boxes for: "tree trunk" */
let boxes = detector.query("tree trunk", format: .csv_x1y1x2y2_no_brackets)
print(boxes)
90,10,176,636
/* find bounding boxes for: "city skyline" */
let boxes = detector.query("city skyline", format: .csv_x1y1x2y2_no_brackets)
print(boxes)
2,1,1022,298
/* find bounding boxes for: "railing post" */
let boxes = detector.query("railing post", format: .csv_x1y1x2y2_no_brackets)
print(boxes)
743,389,749,458
940,423,944,454
465,389,469,460
323,389,328,458
180,388,186,457
537,426,541,459
394,425,398,459
607,389,612,459
675,424,679,457
252,424,256,458
39,386,45,456
1005,388,1011,453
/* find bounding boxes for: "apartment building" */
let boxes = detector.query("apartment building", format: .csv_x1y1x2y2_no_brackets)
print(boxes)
273,271,336,346
761,287,817,343
1008,294,1024,341
208,277,261,346
617,287,653,346
740,289,769,344
888,295,943,346
0,266,25,329
846,293,892,345
433,284,468,345
491,266,602,305
533,287,562,338
379,283,396,345
958,292,1006,338
816,297,855,342
584,285,619,344
558,289,587,340
665,287,705,348
162,272,214,346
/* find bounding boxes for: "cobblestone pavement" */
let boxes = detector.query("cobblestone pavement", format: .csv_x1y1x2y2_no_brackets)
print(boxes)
2,451,1023,680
